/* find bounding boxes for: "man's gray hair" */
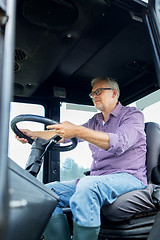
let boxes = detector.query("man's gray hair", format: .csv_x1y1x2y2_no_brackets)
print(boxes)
91,77,120,99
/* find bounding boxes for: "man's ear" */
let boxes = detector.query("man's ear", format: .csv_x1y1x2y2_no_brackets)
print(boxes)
112,89,117,98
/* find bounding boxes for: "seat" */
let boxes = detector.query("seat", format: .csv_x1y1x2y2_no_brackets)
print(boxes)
99,122,160,239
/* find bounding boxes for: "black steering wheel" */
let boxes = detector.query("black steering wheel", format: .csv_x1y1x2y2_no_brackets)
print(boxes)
11,114,77,152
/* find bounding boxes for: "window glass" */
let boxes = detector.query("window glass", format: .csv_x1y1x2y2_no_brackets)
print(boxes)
155,0,160,25
142,101,160,124
60,103,97,181
128,89,160,125
8,102,45,182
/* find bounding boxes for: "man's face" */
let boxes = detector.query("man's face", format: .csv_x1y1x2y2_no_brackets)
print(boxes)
91,80,117,112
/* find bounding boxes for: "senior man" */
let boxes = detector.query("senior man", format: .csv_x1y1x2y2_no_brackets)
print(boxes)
16,77,147,240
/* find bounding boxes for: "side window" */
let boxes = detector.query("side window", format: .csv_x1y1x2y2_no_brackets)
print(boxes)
155,0,160,25
129,89,160,125
142,101,160,124
8,102,45,181
137,89,160,125
60,103,97,181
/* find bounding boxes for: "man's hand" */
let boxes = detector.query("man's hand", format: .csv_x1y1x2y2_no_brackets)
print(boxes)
15,129,35,144
15,128,65,144
46,121,78,139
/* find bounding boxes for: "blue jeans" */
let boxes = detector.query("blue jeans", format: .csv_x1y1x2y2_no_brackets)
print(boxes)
46,173,146,227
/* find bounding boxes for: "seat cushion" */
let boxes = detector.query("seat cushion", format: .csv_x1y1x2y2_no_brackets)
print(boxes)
102,184,157,222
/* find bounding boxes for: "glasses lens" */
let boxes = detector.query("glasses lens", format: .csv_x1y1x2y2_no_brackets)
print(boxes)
89,88,103,98
95,88,102,96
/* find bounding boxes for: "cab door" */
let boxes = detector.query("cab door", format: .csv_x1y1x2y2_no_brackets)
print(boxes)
144,0,160,85
143,2,160,240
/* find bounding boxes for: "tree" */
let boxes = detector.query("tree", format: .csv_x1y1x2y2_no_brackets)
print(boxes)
60,158,90,181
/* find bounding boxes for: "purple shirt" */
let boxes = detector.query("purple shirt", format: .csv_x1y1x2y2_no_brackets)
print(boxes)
82,102,147,186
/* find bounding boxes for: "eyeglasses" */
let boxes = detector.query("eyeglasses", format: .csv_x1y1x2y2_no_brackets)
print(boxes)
89,88,114,98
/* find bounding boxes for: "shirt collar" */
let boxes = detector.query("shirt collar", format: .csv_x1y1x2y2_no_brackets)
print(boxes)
97,102,123,122
110,102,122,118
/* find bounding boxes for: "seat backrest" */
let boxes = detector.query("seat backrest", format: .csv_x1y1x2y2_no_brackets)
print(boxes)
145,122,160,184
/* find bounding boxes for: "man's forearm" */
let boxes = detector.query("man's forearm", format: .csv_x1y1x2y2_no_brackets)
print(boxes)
46,122,110,148
76,126,110,150
33,130,58,140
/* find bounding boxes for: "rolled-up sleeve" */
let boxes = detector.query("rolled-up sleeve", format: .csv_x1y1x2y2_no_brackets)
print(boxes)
107,110,145,156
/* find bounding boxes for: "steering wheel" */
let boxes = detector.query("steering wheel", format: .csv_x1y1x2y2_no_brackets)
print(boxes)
11,114,77,152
